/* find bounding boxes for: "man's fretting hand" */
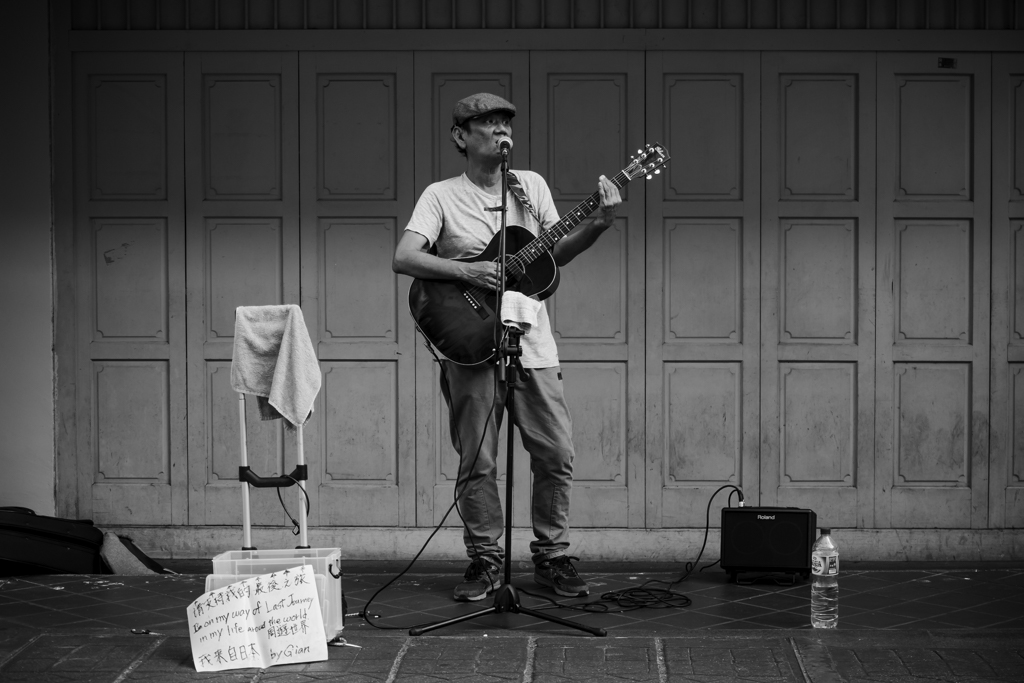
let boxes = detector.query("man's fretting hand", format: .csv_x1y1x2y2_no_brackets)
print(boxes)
596,175,622,226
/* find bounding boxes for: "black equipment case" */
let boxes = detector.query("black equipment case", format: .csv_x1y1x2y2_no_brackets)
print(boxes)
0,507,109,575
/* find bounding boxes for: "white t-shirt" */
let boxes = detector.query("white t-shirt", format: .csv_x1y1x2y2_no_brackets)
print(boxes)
405,171,560,368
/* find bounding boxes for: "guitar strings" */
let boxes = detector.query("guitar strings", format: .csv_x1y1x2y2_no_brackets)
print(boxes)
461,168,631,304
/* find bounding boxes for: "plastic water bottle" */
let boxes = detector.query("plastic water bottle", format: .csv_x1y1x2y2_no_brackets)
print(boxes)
810,528,838,628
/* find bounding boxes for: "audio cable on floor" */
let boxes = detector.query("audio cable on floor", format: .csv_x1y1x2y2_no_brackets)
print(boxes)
358,334,503,631
518,484,745,616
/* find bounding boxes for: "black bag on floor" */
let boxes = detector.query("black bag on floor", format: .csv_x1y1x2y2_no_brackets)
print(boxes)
0,507,110,575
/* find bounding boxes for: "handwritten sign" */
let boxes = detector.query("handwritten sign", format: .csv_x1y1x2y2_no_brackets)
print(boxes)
187,565,327,672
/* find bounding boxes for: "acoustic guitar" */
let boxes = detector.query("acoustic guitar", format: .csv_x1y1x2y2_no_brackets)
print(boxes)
409,143,670,366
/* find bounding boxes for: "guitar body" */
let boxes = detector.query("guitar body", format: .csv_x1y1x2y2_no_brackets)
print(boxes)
409,224,559,366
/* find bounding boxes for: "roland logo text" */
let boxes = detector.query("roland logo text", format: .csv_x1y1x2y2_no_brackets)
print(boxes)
757,514,775,520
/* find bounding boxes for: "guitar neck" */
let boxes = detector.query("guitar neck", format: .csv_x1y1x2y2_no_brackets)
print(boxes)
512,169,631,269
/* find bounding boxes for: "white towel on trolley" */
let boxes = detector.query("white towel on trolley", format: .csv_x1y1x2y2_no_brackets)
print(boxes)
230,304,321,428
500,291,542,335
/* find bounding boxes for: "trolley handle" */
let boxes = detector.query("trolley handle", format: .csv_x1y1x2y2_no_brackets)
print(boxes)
238,464,308,488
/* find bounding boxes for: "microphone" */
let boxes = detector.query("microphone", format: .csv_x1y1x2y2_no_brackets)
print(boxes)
497,137,513,155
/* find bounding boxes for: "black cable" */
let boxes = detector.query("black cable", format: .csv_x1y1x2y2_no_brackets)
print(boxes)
359,333,502,630
669,484,744,584
249,322,505,625
518,585,692,614
357,329,747,624
271,475,311,536
515,484,745,617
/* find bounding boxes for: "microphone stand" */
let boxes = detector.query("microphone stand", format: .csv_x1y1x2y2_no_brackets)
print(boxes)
409,144,605,638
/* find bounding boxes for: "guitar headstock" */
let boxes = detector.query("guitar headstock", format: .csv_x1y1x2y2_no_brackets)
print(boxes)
624,143,670,181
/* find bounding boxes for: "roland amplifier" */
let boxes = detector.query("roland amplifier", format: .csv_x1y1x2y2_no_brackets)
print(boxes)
720,507,817,579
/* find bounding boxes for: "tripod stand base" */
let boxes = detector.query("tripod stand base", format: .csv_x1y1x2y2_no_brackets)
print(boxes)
409,584,606,637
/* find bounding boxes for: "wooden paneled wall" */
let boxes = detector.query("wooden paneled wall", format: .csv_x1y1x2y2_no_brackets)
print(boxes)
758,53,876,528
51,0,1024,557
65,46,1021,534
644,52,762,527
992,54,1024,528
875,54,992,529
71,54,188,524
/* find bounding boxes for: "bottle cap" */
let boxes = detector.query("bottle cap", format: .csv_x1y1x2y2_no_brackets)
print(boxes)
820,528,831,534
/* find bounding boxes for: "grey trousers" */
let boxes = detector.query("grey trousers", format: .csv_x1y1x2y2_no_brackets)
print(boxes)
440,362,575,567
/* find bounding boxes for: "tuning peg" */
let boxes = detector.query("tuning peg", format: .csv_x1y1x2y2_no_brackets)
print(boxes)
637,148,642,154
646,174,652,179
655,169,661,174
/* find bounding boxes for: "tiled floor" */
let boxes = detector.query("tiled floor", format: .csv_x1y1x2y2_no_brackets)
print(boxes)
2,563,1024,635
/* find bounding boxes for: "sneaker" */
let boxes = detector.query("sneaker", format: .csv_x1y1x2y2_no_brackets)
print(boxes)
453,557,501,602
534,555,589,597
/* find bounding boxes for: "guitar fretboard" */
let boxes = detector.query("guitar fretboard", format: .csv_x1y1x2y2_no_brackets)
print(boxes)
506,169,631,276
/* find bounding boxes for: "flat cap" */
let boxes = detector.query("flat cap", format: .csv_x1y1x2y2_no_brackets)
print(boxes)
451,92,516,127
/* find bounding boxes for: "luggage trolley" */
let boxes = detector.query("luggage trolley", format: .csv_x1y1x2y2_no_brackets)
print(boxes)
204,305,344,641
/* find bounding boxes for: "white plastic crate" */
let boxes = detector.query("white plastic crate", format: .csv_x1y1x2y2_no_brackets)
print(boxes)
206,548,343,640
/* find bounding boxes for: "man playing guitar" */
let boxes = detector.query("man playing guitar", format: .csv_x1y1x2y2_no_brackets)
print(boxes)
392,93,621,602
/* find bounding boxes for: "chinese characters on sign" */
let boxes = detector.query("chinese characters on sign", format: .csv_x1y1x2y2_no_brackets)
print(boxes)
187,564,327,672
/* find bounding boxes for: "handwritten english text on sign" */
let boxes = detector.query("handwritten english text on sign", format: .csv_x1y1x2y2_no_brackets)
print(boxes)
187,564,327,672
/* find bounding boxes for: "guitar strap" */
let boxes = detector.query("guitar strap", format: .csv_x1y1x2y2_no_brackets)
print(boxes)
506,171,543,226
